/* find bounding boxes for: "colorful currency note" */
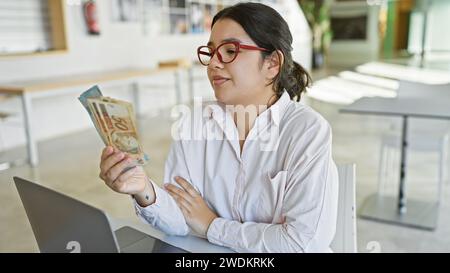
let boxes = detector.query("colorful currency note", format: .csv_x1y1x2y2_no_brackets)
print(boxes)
79,86,149,165
78,86,108,145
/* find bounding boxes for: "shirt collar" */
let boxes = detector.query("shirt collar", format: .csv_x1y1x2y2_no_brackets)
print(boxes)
266,90,291,126
203,101,226,123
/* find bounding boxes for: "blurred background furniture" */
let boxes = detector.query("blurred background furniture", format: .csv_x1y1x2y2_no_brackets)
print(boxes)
0,94,27,171
341,94,450,230
0,64,191,167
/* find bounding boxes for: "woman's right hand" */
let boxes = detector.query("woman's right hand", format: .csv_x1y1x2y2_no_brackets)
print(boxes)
99,146,155,206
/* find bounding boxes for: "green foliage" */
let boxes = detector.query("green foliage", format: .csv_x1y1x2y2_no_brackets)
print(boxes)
298,0,333,53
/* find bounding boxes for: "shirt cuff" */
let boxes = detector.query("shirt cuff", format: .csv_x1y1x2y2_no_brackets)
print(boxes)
206,217,229,247
133,178,166,220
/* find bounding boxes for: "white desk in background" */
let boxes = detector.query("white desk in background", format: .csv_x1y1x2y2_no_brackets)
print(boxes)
340,96,450,230
0,64,192,167
110,217,234,253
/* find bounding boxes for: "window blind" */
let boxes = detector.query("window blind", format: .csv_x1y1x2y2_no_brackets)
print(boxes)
0,0,52,54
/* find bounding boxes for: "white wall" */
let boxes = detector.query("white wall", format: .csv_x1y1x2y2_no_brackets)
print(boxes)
0,0,311,152
408,0,450,54
0,0,209,152
0,1,209,82
327,0,380,66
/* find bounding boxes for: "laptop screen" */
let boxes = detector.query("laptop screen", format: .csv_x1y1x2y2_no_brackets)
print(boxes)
14,176,188,253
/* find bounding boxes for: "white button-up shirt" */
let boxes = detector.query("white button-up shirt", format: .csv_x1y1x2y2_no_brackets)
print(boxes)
134,91,338,253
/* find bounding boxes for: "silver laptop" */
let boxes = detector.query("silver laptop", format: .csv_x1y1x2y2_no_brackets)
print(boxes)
14,176,188,253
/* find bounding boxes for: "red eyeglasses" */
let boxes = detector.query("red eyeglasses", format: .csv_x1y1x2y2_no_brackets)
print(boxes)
197,41,270,66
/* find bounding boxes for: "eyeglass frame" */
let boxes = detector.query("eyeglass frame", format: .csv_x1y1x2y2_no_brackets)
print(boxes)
197,41,271,66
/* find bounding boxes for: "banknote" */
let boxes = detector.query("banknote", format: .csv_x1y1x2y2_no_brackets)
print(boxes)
78,86,108,145
79,86,149,165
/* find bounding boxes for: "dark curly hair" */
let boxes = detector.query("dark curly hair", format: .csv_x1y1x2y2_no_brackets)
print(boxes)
212,2,312,102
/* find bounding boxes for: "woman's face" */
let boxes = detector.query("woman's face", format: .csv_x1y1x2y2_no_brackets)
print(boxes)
206,18,273,106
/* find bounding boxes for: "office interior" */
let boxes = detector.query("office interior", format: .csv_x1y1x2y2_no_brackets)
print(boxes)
0,0,449,253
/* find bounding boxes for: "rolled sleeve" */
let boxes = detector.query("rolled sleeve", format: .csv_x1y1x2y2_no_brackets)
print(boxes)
133,178,189,236
132,137,193,236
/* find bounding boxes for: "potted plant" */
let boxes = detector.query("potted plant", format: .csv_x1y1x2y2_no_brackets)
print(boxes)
298,0,333,69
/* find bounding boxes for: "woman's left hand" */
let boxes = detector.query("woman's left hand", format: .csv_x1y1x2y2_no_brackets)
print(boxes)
165,176,218,237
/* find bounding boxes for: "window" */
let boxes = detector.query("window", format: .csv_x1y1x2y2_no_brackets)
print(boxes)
0,0,67,56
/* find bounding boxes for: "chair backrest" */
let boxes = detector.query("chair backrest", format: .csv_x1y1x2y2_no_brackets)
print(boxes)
331,163,357,253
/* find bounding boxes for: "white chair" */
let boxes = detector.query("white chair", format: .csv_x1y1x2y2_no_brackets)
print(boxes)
331,163,357,253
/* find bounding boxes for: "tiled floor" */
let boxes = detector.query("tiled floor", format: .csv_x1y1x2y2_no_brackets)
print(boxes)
1,81,449,253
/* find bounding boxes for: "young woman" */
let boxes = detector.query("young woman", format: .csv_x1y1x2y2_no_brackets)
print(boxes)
99,2,338,253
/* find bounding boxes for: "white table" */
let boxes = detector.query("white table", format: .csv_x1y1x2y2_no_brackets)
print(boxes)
340,97,450,230
0,65,192,167
110,217,234,253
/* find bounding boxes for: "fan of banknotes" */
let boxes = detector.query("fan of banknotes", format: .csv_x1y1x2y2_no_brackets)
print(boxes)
79,85,149,165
